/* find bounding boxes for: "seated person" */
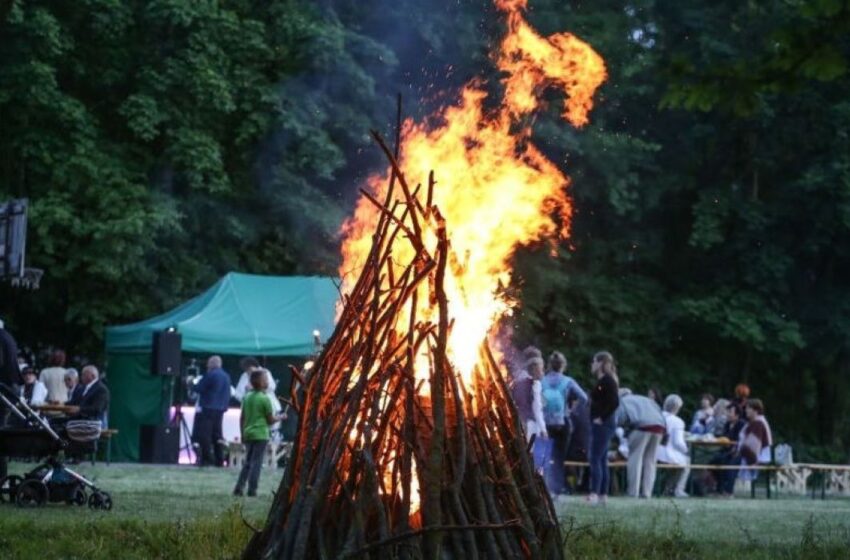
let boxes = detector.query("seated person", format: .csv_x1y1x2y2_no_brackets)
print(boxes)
713,401,767,496
18,366,48,407
689,393,715,434
657,394,690,498
739,399,772,465
65,365,110,427
64,368,84,404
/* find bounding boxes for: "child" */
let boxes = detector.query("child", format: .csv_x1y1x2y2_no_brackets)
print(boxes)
234,369,283,496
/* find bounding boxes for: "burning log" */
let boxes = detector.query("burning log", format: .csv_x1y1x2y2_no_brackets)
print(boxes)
242,132,564,560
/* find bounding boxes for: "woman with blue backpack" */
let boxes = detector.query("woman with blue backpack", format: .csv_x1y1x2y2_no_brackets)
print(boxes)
542,351,588,498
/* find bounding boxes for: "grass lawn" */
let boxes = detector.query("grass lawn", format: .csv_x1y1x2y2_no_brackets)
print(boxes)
1,461,848,559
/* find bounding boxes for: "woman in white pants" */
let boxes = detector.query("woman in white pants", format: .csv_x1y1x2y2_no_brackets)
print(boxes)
657,394,690,498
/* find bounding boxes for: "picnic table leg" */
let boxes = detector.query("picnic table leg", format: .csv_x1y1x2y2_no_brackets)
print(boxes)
821,471,826,500
767,469,772,499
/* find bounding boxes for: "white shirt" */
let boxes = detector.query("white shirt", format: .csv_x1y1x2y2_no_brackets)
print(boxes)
657,411,689,465
39,366,68,403
233,368,281,429
82,379,98,397
20,381,48,407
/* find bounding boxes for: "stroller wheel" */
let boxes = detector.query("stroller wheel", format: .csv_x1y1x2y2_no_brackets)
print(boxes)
16,480,48,508
88,491,112,511
0,475,23,503
68,485,87,506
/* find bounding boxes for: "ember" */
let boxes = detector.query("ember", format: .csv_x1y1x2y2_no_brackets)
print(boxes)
244,2,605,558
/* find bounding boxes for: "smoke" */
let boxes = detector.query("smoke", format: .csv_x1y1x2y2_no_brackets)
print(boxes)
251,0,503,273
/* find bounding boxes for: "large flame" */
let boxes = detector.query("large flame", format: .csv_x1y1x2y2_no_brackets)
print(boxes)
340,0,606,386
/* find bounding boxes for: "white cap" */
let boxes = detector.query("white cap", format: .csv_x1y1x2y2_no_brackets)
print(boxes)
0,318,4,329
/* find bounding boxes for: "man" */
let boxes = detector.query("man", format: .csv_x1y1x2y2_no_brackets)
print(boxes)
0,317,22,479
616,389,666,498
0,317,21,387
39,349,68,404
192,356,231,466
64,368,84,404
66,365,110,426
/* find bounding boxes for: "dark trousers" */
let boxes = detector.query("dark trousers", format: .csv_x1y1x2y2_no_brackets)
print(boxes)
545,423,572,495
235,440,267,494
193,408,225,466
589,420,616,496
716,452,741,494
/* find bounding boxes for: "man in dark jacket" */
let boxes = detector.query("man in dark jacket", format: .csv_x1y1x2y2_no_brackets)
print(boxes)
192,355,231,466
66,365,110,425
0,318,21,479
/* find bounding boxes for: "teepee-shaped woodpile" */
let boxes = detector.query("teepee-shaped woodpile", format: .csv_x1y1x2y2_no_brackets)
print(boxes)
243,131,563,560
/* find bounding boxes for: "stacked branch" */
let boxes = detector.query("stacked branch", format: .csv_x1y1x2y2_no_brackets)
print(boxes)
243,132,563,560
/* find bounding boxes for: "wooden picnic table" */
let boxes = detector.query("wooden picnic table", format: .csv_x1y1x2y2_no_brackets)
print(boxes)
33,404,77,414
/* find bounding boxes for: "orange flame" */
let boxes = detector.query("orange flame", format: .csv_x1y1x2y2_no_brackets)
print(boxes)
340,1,606,386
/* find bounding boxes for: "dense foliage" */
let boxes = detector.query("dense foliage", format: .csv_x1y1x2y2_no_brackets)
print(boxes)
1,0,849,457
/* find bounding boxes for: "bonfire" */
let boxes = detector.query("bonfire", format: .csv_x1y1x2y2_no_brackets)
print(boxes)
244,1,605,558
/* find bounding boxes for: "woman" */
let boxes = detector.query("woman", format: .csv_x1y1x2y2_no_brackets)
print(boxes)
542,351,588,496
511,354,548,473
19,366,48,407
689,393,715,434
587,351,619,504
657,394,690,498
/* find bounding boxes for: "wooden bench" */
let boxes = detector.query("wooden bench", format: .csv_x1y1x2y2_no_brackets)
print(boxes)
85,428,118,465
562,460,792,498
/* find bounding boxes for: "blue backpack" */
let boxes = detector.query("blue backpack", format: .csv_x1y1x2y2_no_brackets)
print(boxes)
542,375,569,417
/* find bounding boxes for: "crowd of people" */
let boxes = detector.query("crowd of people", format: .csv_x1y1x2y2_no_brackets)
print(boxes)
509,347,774,503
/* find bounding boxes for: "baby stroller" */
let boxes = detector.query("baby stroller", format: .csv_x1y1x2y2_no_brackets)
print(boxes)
0,383,113,510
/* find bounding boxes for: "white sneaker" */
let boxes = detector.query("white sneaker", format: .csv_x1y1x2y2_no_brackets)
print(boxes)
674,491,690,498
585,493,599,505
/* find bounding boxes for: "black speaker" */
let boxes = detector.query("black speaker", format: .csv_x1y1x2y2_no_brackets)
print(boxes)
151,330,181,375
139,424,179,464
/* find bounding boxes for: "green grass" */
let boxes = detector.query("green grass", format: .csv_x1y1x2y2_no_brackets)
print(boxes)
1,461,849,558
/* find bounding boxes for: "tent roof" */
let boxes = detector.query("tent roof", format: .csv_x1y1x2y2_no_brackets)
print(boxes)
105,273,339,356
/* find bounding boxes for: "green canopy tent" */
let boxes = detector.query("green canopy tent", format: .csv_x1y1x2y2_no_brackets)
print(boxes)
104,273,339,462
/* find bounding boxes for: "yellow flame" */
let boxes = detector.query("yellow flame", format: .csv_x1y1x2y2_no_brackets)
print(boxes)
340,2,606,388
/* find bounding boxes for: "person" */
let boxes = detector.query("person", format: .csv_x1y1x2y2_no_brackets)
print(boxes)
646,386,663,407
66,365,110,425
565,398,591,493
526,357,550,472
617,390,666,498
716,400,771,496
711,398,731,436
192,356,232,466
0,318,21,387
689,393,715,435
18,366,47,407
739,399,772,465
0,318,22,480
708,402,745,494
732,383,750,409
541,351,588,497
657,394,690,498
233,357,284,429
587,351,619,505
64,368,84,404
233,370,285,497
39,349,69,404
509,349,547,445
